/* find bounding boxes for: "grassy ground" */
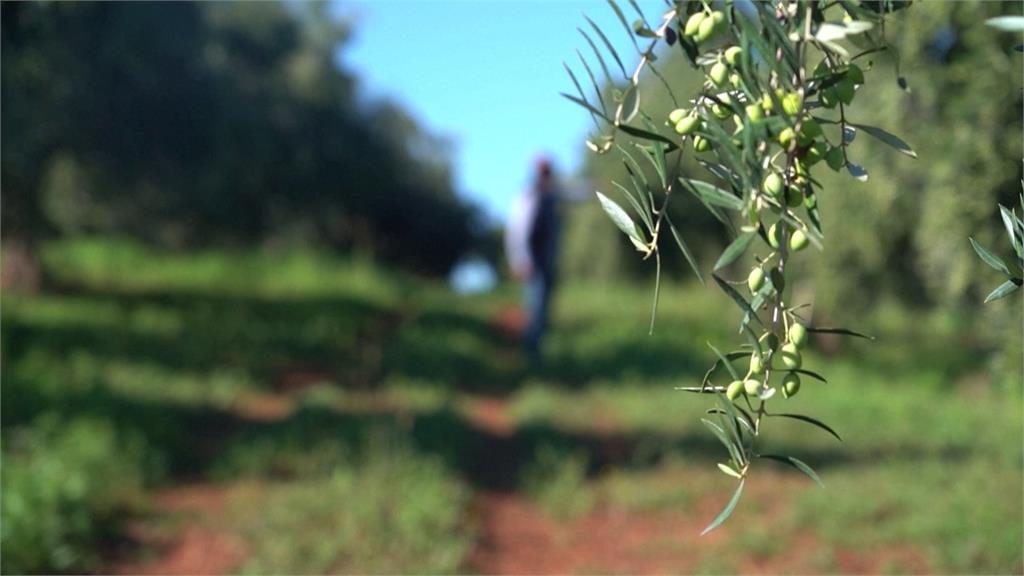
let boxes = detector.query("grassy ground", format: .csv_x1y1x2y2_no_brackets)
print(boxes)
2,237,1021,574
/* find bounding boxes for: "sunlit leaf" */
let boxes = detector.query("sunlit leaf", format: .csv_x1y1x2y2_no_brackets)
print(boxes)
850,123,917,158
679,178,744,211
596,191,644,244
714,231,756,271
984,278,1022,303
970,237,1011,275
758,454,824,487
768,413,842,442
700,479,744,536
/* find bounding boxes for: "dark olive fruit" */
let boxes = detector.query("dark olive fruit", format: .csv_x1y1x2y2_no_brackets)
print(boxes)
724,46,743,66
825,146,845,171
788,322,808,348
684,11,706,37
763,172,784,198
726,379,745,401
782,373,801,398
675,115,700,135
743,378,762,396
709,62,729,87
769,268,785,292
669,108,688,125
749,353,764,375
748,267,765,293
779,342,802,369
767,222,784,248
693,135,711,152
786,186,802,208
789,229,808,252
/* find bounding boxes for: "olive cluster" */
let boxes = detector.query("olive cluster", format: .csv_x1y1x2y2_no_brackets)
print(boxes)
665,6,866,407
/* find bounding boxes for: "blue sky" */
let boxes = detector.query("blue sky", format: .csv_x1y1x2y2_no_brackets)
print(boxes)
339,1,662,223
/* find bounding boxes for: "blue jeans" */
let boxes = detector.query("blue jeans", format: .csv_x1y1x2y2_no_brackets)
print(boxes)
524,272,554,362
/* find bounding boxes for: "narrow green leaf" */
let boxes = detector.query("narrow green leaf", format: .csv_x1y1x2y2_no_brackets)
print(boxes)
700,350,748,389
758,454,824,487
850,123,917,158
970,237,1011,275
707,342,741,382
717,463,743,479
986,16,1024,32
676,386,727,393
606,0,641,52
579,28,613,82
649,251,661,335
713,274,764,327
564,63,601,129
807,326,874,340
596,191,643,243
701,419,744,469
617,123,678,149
611,181,652,233
768,413,843,442
789,368,828,383
633,143,667,191
576,50,607,113
701,479,745,536
560,92,612,123
666,218,705,286
680,178,744,211
616,83,640,125
984,278,1022,303
714,231,756,271
998,206,1024,260
585,15,628,79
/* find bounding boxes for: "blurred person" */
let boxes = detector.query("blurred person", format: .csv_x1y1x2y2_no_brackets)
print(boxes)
505,156,562,364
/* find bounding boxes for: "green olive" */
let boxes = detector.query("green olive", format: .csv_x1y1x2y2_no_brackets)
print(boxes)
749,353,764,375
668,108,688,125
748,267,765,293
693,135,711,152
763,172,784,198
785,186,802,208
825,146,845,171
761,92,774,114
769,268,785,292
729,72,742,88
711,94,732,118
778,127,795,148
768,222,784,248
684,11,707,37
743,378,762,396
782,373,801,398
726,379,745,401
788,323,808,348
724,46,743,67
804,191,817,209
789,229,809,251
779,342,802,369
745,104,764,123
695,11,723,43
709,62,729,87
675,115,700,135
781,92,803,116
805,141,828,166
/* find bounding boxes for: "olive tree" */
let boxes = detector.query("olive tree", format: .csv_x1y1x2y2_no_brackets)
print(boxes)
565,0,917,533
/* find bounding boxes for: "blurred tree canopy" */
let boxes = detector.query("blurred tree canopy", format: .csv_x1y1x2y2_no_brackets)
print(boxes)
2,2,480,276
564,1,1022,319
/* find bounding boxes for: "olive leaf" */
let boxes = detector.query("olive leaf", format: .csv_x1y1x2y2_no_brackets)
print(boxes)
970,237,1011,276
757,454,824,487
850,123,917,158
596,192,645,246
700,479,744,536
984,278,1022,304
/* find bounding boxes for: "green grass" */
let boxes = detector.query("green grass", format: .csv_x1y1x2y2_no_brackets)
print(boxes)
2,236,1022,574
